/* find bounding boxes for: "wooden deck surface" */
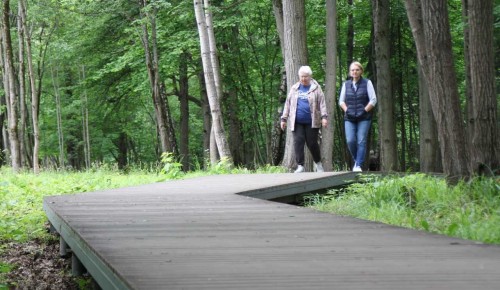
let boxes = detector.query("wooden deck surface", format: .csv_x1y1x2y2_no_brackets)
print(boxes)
43,172,500,290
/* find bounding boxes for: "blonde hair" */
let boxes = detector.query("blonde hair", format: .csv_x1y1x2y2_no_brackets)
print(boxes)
349,61,364,72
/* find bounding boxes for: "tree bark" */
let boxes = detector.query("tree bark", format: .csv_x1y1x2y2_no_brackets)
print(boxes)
20,0,41,173
178,52,190,171
467,0,498,175
271,0,286,166
51,65,65,168
194,0,233,164
1,0,21,172
321,0,337,172
346,0,354,69
17,1,28,168
405,0,471,180
373,0,398,172
138,0,174,155
80,65,91,169
280,0,308,170
418,64,441,172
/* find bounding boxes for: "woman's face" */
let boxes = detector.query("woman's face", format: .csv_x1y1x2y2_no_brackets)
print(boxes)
299,74,311,86
349,65,362,79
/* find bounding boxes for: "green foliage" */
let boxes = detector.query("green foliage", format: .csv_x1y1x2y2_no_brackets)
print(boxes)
307,174,500,244
0,167,163,243
160,152,183,179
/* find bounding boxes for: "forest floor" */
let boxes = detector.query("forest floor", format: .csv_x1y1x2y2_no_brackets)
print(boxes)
0,226,89,290
0,239,81,289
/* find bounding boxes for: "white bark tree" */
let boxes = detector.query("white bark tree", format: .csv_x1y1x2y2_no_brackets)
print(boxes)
194,0,233,164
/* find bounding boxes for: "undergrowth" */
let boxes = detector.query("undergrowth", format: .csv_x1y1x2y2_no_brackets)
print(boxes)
306,173,500,244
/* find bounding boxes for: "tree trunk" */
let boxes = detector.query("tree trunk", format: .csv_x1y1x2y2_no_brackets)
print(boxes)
271,0,286,166
194,0,233,164
1,0,21,172
80,65,91,169
178,52,190,171
373,0,398,172
346,0,354,69
20,0,41,173
17,1,28,168
138,0,174,155
0,95,5,166
51,65,65,168
405,0,471,180
321,0,337,172
280,0,308,170
467,0,498,175
198,68,213,169
418,64,442,172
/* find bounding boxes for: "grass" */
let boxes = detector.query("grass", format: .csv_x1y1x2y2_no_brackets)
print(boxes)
0,166,167,243
0,162,287,243
306,173,500,244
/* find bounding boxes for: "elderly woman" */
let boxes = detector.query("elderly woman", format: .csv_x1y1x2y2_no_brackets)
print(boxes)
339,61,377,172
280,66,328,173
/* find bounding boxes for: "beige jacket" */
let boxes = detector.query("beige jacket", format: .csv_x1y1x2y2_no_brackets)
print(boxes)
281,79,328,131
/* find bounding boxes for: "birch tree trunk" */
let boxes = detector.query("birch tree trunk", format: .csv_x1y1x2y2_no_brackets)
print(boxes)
467,0,498,174
373,0,398,172
405,0,471,180
321,0,337,172
1,0,21,172
194,0,233,164
280,0,308,170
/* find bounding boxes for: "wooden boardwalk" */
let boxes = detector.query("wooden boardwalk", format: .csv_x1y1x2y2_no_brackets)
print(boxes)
43,172,500,290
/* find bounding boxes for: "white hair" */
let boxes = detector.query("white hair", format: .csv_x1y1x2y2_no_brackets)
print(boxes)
298,66,313,76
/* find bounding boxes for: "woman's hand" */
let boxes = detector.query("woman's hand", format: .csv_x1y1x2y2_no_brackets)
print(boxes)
322,119,328,128
280,121,287,131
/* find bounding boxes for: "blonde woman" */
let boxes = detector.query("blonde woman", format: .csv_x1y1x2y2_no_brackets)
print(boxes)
339,62,377,172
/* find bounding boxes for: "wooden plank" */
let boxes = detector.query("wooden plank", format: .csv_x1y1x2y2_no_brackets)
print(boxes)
44,173,500,290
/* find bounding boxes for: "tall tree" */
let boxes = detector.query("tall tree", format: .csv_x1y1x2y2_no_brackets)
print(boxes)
405,0,471,180
1,0,21,171
20,0,41,173
280,0,308,170
321,0,337,171
50,65,65,168
373,0,398,171
466,0,498,175
138,0,176,155
80,66,91,169
193,0,233,164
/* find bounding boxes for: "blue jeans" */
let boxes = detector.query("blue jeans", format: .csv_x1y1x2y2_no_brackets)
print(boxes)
345,119,371,167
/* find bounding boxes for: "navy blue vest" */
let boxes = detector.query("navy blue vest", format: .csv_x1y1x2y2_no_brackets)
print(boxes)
344,78,371,121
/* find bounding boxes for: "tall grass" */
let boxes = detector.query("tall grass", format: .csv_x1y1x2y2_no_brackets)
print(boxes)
0,167,166,243
307,174,500,244
0,163,286,243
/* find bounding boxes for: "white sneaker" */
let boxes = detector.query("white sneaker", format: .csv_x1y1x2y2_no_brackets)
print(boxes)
315,162,324,172
294,165,305,173
353,165,362,172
